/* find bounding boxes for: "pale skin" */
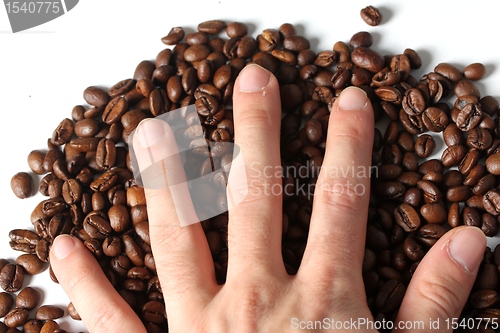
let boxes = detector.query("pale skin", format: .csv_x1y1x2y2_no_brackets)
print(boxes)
50,64,487,332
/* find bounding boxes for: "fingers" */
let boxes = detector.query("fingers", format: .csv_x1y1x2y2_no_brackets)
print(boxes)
50,235,146,333
395,226,486,332
227,64,285,276
131,118,218,318
299,87,374,290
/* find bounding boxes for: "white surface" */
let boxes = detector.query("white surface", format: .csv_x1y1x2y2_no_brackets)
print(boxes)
1,0,500,331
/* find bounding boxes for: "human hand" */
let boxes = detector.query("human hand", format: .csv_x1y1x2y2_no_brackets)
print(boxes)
50,64,486,332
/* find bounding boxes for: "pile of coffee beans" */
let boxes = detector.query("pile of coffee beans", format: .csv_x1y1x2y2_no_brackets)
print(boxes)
4,8,500,332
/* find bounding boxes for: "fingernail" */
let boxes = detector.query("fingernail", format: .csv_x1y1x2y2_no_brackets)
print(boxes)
337,86,369,111
448,227,486,274
52,235,76,260
238,64,271,92
136,118,169,148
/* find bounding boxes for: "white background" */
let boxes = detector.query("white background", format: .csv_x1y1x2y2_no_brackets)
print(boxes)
1,0,500,331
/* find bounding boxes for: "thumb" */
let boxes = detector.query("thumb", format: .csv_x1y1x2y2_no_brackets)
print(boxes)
395,226,486,332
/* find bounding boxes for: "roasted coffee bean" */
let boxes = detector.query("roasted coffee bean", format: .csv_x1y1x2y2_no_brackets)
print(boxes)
415,224,446,247
4,308,29,328
402,88,425,116
83,211,112,240
486,152,500,175
10,172,33,199
0,264,24,292
417,180,441,203
375,279,405,313
15,254,44,276
108,205,130,233
27,150,46,175
422,107,448,132
456,103,482,131
443,123,465,146
161,27,184,45
434,63,463,83
0,292,13,318
24,318,43,333
16,287,40,310
467,127,492,150
481,213,499,237
51,118,74,146
394,204,421,232
464,62,486,80
441,145,467,168
67,302,81,321
470,290,498,309
420,203,447,224
350,31,373,48
35,305,64,321
40,320,60,333
360,5,383,26
83,86,110,107
484,190,500,216
198,20,226,34
474,174,496,195
351,47,385,73
414,134,435,158
375,85,403,104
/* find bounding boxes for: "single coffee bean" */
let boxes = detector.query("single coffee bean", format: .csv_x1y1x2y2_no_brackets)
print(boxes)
161,27,184,45
83,86,110,108
464,62,486,80
15,254,44,276
0,292,13,318
414,224,446,247
23,319,43,333
27,150,46,175
35,305,64,321
470,289,498,309
458,148,481,175
4,308,29,328
350,31,373,48
473,173,496,196
10,172,33,199
351,47,385,73
375,279,405,313
360,5,382,26
441,145,467,168
456,103,482,131
417,180,441,203
485,152,500,175
198,20,226,34
16,287,40,310
0,264,24,292
133,60,155,81
422,107,448,132
414,134,435,158
483,190,500,216
420,203,447,224
434,63,463,83
394,204,421,232
403,237,425,261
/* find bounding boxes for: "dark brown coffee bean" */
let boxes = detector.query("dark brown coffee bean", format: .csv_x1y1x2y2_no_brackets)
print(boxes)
35,305,64,321
455,79,481,99
415,224,446,247
83,86,110,107
360,5,383,26
473,174,496,196
0,264,24,292
486,152,500,175
133,60,155,81
480,95,499,116
282,35,310,52
458,148,481,175
102,96,128,125
0,292,13,318
67,302,81,321
198,20,226,34
467,128,492,152
11,172,33,199
90,171,118,192
456,103,482,131
403,48,422,69
51,118,74,146
394,204,421,232
446,185,472,202
443,123,465,146
441,145,467,168
108,78,136,98
483,190,500,216
448,202,461,228
161,27,184,45
16,287,40,310
108,205,130,233
422,107,448,132
375,279,405,313
27,150,46,175
417,180,441,203
464,63,486,80
374,181,405,200
83,211,112,240
434,63,463,83
420,203,447,224
40,320,60,333
4,308,29,328
350,31,373,48
403,188,423,207
184,45,210,63
470,290,498,309
351,47,385,73
403,237,425,261
414,134,435,158
123,234,144,267
402,88,425,116
481,213,499,237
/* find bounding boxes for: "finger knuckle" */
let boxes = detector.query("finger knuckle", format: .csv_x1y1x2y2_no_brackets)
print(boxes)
413,274,464,319
316,175,367,215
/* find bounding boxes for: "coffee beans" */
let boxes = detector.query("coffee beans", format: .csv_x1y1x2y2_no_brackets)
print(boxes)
360,5,383,26
4,12,500,332
10,173,33,199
